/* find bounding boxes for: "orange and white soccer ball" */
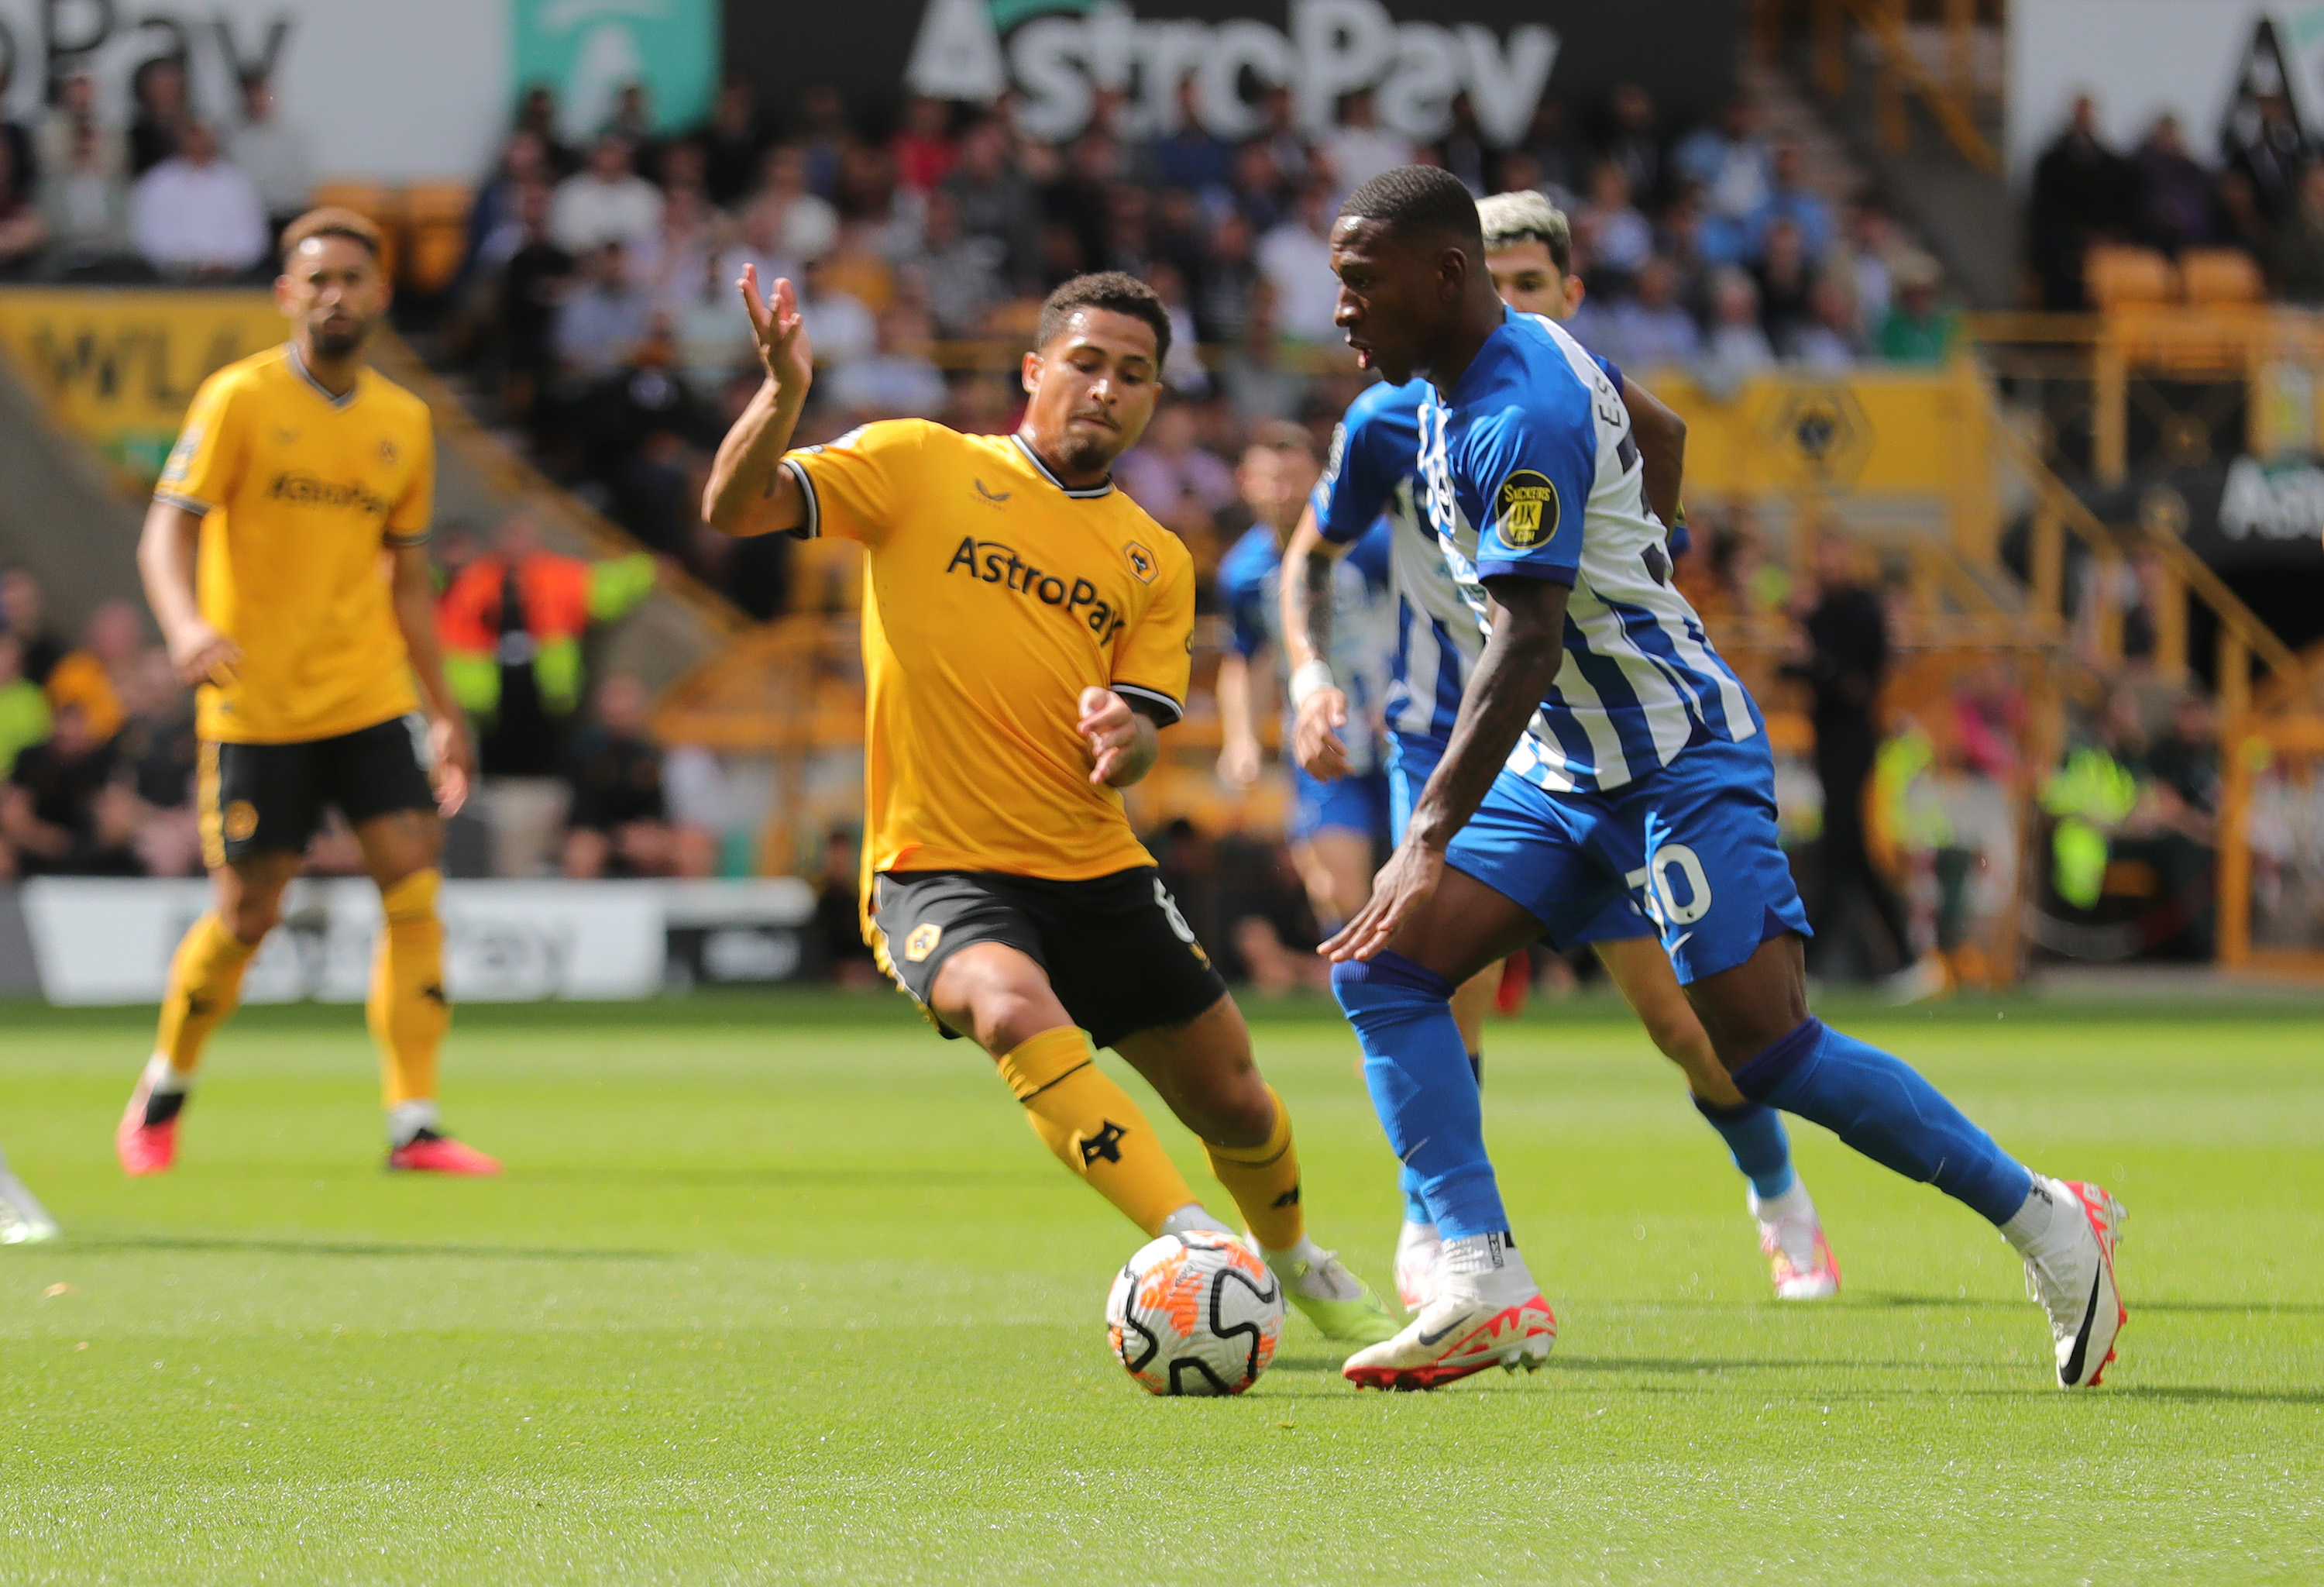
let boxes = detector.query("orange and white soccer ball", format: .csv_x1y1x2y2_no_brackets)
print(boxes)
1105,1229,1284,1396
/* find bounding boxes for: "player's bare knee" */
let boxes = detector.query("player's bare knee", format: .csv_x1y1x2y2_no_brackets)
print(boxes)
223,895,281,943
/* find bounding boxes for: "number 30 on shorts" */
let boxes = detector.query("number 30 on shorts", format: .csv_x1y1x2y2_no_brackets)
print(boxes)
1626,844,1712,930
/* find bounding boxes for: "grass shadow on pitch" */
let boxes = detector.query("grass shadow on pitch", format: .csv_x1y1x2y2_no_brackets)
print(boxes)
1859,1290,2324,1317
511,1166,1059,1192
60,1234,673,1263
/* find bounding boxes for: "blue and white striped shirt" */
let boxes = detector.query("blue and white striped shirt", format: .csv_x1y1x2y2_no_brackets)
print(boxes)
1418,309,1756,794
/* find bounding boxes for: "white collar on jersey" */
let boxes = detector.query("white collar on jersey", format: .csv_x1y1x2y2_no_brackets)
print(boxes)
284,342,361,410
1010,432,1113,497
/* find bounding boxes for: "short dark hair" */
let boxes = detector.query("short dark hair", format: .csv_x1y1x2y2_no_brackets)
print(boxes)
279,206,383,267
1036,271,1171,373
1339,165,1484,251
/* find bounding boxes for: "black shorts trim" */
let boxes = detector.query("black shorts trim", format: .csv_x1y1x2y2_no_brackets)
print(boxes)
870,866,1227,1050
199,714,436,869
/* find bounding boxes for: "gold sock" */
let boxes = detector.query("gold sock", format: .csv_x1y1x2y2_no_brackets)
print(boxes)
368,869,450,1114
153,911,256,1076
1203,1086,1305,1252
997,1026,1200,1237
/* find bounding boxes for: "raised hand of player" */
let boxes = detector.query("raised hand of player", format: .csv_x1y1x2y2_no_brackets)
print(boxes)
1077,687,1140,786
1321,835,1444,963
738,263,813,398
427,711,474,818
1291,687,1352,780
163,618,242,688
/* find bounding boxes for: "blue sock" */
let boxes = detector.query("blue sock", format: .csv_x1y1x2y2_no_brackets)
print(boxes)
1332,956,1507,1239
1734,1018,2032,1226
1692,1096,1796,1200
1399,1052,1483,1222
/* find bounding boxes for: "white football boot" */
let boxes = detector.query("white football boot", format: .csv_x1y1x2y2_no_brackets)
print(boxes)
2013,1176,2127,1388
1750,1181,1841,1300
1343,1233,1556,1390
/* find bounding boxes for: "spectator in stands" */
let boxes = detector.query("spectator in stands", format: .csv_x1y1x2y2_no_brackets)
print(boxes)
889,94,957,197
1580,159,1654,291
36,71,123,189
671,251,759,396
0,57,34,191
550,134,663,259
823,303,947,421
229,71,312,236
0,633,50,778
43,598,145,744
1786,279,1862,369
2223,88,2309,225
753,143,839,264
1610,255,1702,367
1118,400,1238,524
512,84,577,179
494,181,572,421
1143,257,1212,398
38,120,134,278
1877,251,1958,363
1,702,140,878
112,649,199,878
1748,143,1834,260
127,57,189,176
2271,162,2324,305
1439,93,1491,197
794,81,854,201
554,242,652,380
942,115,1043,294
1700,267,1776,385
1150,77,1233,198
0,569,62,684
563,674,713,880
1195,207,1261,344
1754,216,1819,350
603,82,663,184
0,130,46,277
1322,88,1413,205
2131,113,2216,255
1785,535,1931,989
796,252,877,368
1216,282,1302,425
129,120,267,280
1257,179,1341,343
902,186,1002,339
700,74,773,207
1675,92,1771,255
440,511,655,876
1255,84,1315,198
2028,94,2135,311
1841,201,1898,343
1596,82,1666,215
1518,94,1587,211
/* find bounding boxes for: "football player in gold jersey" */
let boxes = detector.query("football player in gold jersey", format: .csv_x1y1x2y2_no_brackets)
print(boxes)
118,208,498,1177
703,267,1395,1345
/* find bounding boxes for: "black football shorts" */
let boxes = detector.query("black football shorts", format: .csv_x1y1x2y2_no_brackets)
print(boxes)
198,713,437,869
871,866,1229,1049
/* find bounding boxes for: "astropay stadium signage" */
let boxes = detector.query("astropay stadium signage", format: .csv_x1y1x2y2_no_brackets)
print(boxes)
734,0,1737,146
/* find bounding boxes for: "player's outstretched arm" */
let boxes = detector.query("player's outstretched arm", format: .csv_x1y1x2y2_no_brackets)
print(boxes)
1620,376,1687,531
389,542,474,816
703,266,815,538
1322,574,1569,963
137,499,241,687
1279,504,1353,782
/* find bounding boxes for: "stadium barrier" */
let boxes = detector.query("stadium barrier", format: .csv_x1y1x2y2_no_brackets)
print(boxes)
1,878,817,1005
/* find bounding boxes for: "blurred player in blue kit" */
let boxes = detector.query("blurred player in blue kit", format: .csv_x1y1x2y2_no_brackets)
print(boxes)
1315,167,2126,1392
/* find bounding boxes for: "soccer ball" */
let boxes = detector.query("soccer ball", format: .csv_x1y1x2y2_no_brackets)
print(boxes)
1104,1229,1284,1396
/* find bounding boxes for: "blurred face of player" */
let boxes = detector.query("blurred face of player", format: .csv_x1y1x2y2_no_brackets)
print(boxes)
1487,239,1583,321
1329,215,1463,385
276,234,388,361
1019,306,1162,480
1236,444,1319,535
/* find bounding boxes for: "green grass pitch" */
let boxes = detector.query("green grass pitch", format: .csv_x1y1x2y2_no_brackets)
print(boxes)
2,990,2319,1584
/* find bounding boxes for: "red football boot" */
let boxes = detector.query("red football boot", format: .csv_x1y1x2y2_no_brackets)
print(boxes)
387,1131,503,1176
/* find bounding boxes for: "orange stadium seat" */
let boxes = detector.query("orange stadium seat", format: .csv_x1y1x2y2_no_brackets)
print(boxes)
308,181,401,281
2179,247,2264,306
402,184,475,296
2084,245,2176,310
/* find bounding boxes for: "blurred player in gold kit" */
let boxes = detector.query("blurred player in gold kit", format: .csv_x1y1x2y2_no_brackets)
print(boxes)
118,208,498,1176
